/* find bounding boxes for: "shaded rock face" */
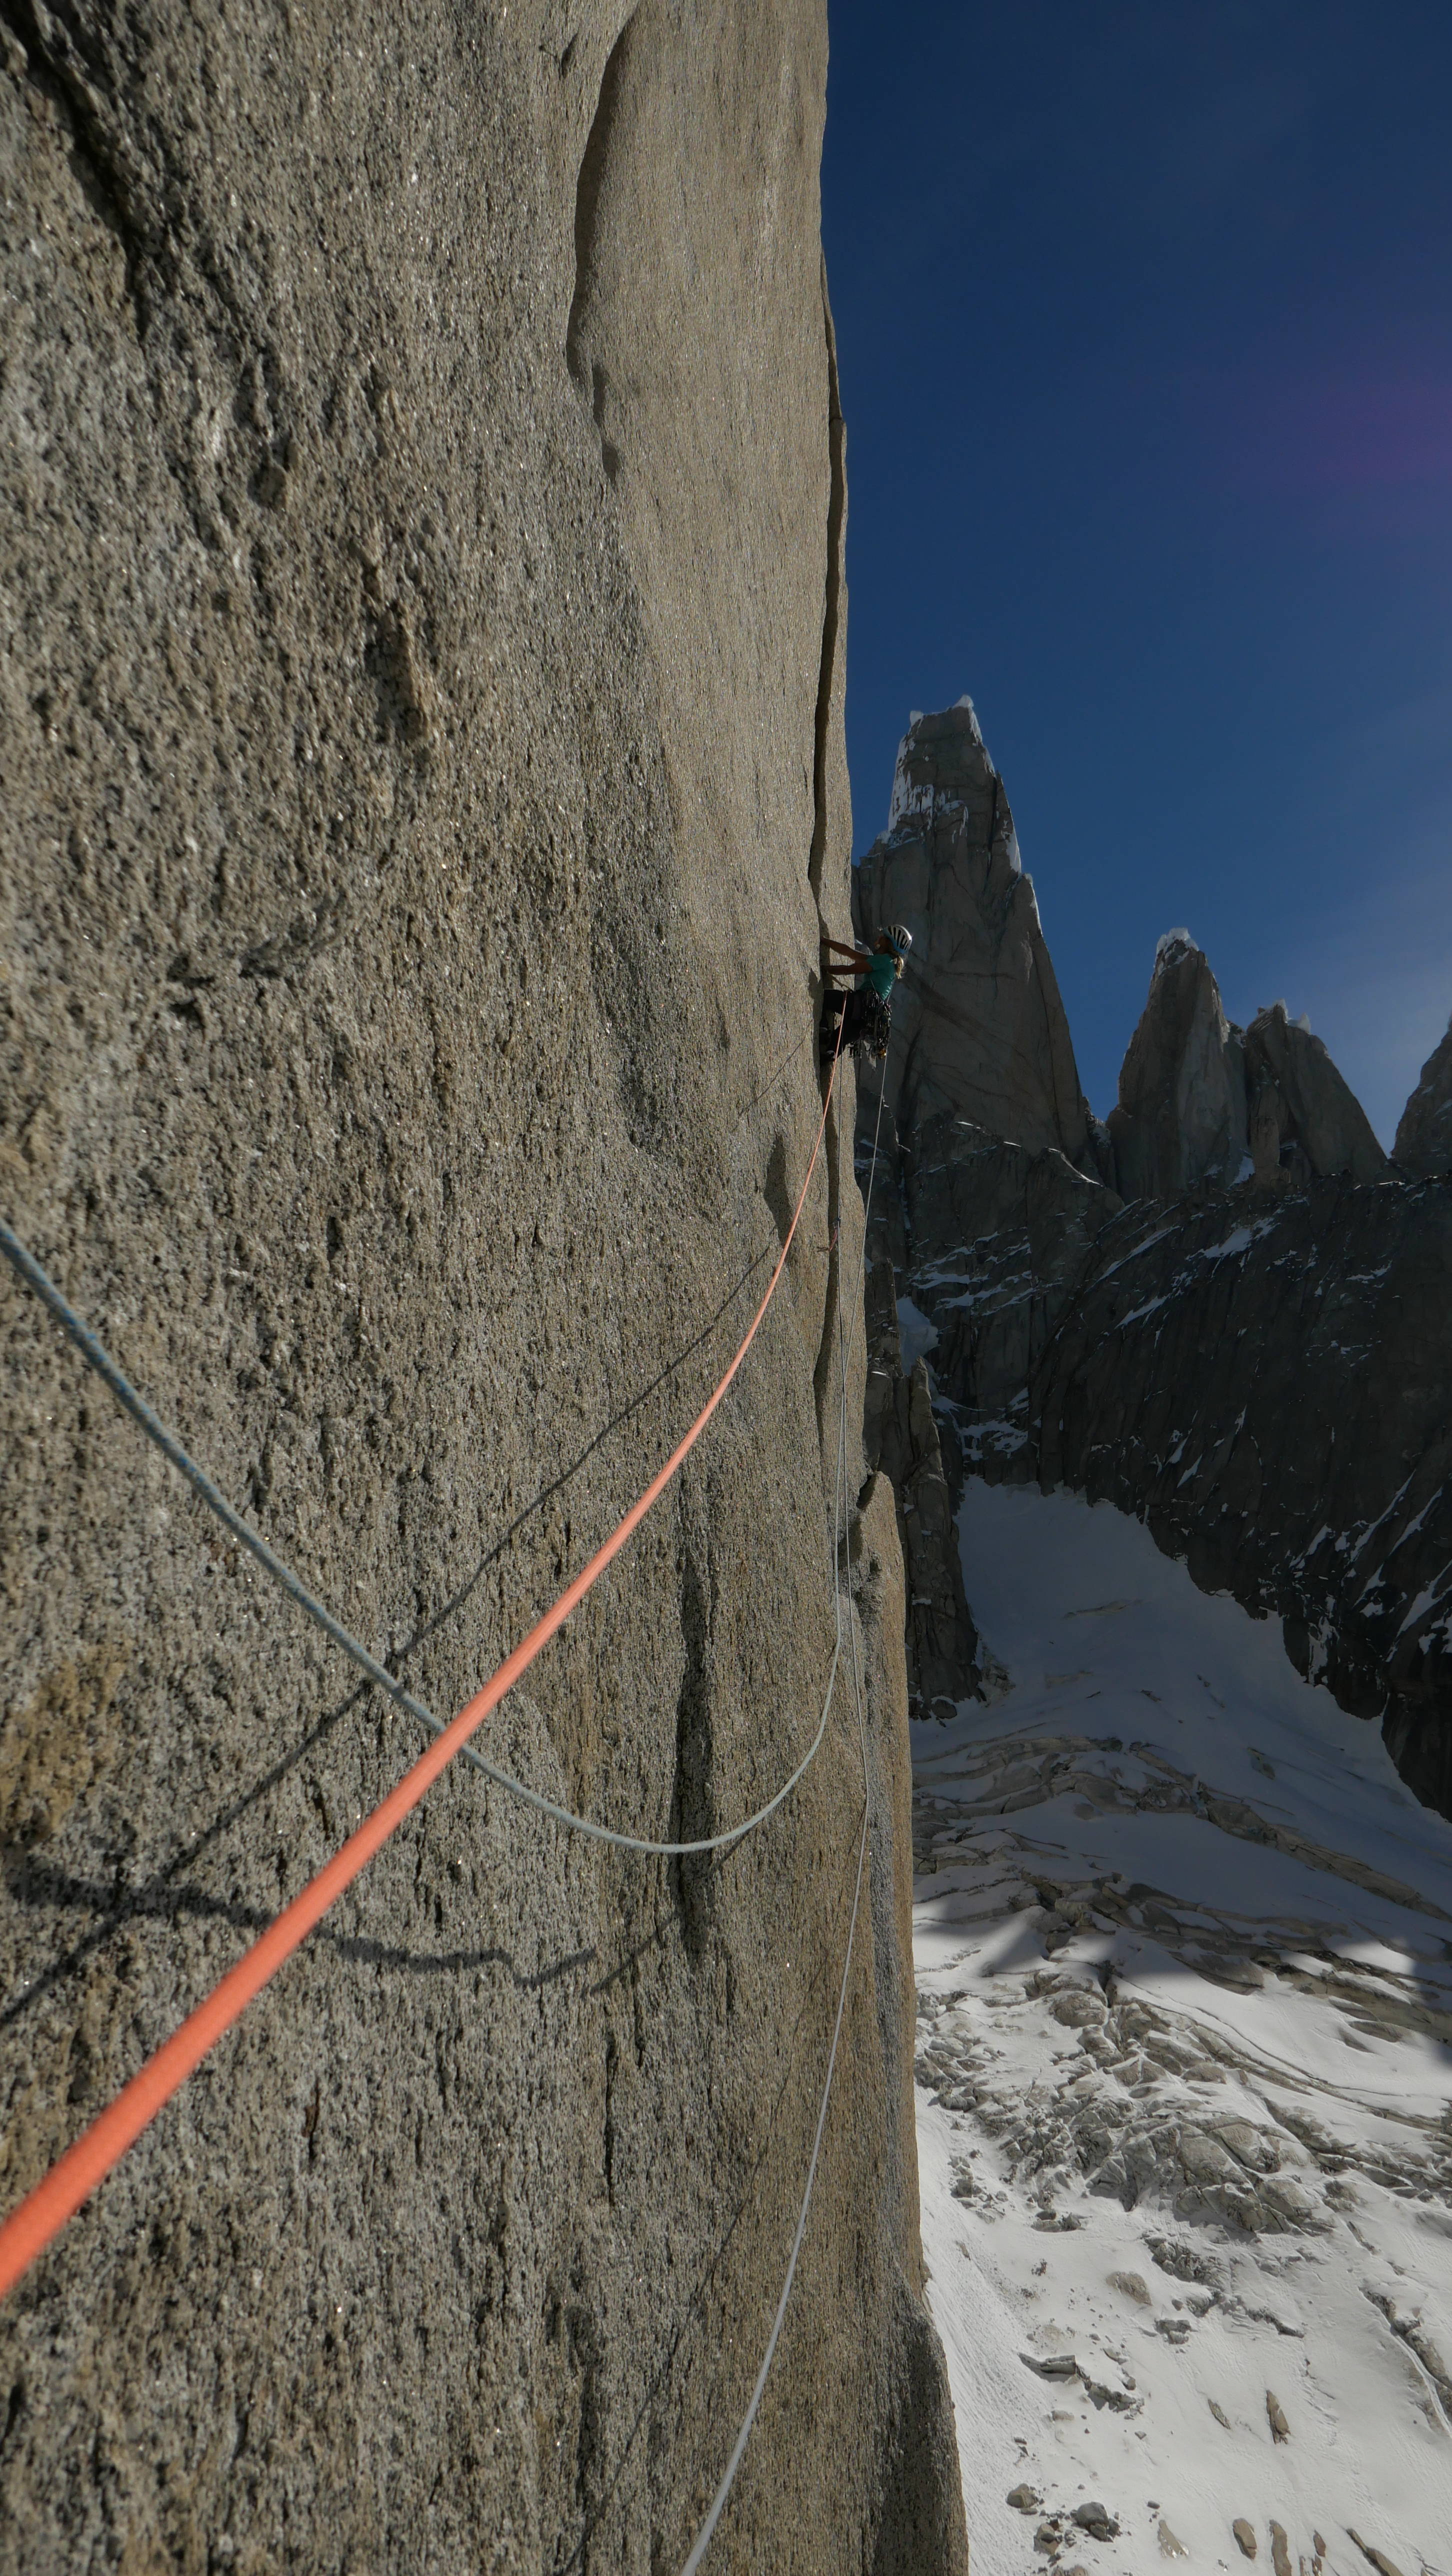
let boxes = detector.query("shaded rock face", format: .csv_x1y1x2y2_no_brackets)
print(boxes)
852,704,1101,1172
1108,932,1248,1198
1026,1182,1452,1817
1394,1018,1452,1175
0,10,966,2573
858,1114,982,1718
1108,938,1386,1200
886,1112,1122,1486
884,1106,1452,1814
1244,1002,1388,1188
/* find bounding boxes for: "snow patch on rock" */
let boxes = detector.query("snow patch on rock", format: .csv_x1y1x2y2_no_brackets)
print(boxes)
1153,928,1200,976
898,1296,940,1374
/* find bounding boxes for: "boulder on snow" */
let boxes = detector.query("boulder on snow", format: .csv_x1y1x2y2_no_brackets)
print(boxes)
1072,2502,1120,2540
1394,1017,1452,1174
1108,930,1248,1198
1245,1002,1387,1186
853,704,1103,1174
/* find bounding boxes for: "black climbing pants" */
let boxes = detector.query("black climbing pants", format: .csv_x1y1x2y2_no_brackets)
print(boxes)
820,987,866,1062
820,986,890,1064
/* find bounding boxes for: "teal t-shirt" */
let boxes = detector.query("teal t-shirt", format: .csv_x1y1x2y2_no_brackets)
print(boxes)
860,948,899,999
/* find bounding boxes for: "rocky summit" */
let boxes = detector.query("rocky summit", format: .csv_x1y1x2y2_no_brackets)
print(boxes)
1,12,1444,2556
1108,931,1248,1199
854,703,1103,1174
1242,999,1387,1189
1108,933,1386,1201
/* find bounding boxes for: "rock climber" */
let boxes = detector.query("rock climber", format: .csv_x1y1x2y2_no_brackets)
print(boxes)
819,923,912,1064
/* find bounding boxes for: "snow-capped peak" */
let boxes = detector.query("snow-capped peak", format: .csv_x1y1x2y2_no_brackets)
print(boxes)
1152,928,1200,978
888,700,992,832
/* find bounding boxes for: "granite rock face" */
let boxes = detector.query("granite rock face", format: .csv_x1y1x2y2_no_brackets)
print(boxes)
0,10,966,2571
1244,1002,1388,1188
853,704,1102,1172
878,1100,1452,1815
1108,932,1248,1198
1107,938,1386,1200
858,1106,982,1720
1394,1018,1452,1175
888,1112,1122,1486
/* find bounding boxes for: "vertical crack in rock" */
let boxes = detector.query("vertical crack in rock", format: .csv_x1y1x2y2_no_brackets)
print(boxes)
668,1530,716,1964
0,0,160,272
0,1,165,368
810,260,850,1442
566,14,635,480
812,1091,844,1451
808,254,846,910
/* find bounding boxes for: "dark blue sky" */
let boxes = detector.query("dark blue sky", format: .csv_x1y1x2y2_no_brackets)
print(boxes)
822,0,1452,1142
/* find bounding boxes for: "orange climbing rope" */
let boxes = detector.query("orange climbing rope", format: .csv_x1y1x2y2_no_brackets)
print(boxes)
0,1029,844,2306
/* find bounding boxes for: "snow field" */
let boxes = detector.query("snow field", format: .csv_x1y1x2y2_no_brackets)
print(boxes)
912,1481,1452,2576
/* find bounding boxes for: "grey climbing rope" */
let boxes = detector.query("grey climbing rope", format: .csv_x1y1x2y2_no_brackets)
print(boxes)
679,1081,884,2570
0,1215,844,1860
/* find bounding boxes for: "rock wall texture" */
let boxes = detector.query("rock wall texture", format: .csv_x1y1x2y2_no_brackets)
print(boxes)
856,1097,982,1722
0,10,966,2571
858,704,1452,1822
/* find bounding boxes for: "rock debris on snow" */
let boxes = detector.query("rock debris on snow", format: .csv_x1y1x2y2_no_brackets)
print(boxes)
1346,2534,1406,2576
1070,2498,1120,2538
912,1481,1452,2576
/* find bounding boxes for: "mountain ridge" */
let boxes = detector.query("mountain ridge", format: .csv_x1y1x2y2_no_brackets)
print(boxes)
855,703,1452,1818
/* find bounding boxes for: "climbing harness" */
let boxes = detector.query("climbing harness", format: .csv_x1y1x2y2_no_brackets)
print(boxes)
858,989,893,1058
820,984,892,1066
